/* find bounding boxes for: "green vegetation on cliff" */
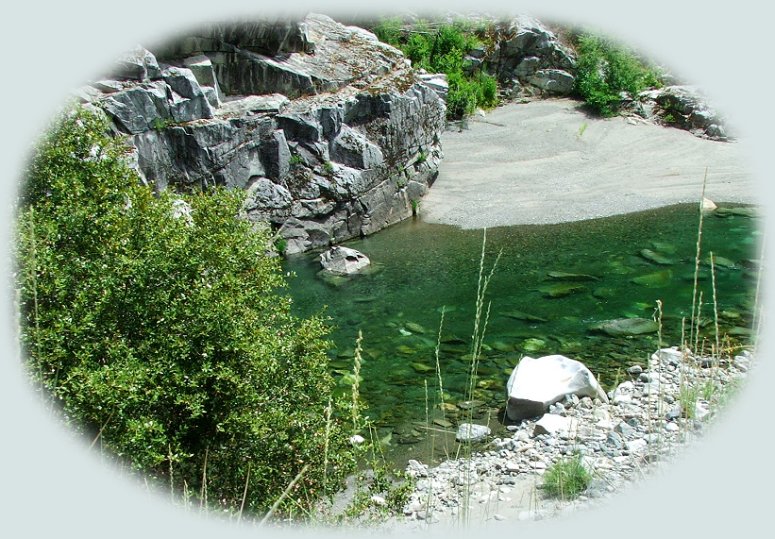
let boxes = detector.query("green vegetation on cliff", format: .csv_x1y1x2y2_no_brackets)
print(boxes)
374,18,498,119
15,108,356,517
572,33,663,116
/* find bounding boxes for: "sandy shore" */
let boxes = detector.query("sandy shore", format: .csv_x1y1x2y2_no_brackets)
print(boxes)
420,99,757,229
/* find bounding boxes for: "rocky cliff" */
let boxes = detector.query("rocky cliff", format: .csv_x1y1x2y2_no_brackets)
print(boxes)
76,13,447,254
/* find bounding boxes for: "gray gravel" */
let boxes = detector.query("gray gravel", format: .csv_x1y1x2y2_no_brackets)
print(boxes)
421,99,756,229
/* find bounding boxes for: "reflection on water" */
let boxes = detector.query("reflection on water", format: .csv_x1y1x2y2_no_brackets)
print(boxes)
283,204,760,464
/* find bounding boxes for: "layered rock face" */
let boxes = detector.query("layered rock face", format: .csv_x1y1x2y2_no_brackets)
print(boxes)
79,14,446,254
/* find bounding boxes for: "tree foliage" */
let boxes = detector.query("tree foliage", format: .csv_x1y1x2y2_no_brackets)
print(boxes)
15,108,355,517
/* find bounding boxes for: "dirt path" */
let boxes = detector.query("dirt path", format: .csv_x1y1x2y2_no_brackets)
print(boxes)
420,99,756,229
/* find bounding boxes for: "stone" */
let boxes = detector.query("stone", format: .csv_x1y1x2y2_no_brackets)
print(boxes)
591,318,659,337
244,178,292,219
528,69,575,95
218,94,290,116
330,125,384,170
702,197,718,212
182,54,224,106
627,365,643,376
631,270,673,288
606,431,624,449
625,439,648,453
100,82,171,134
349,434,365,445
652,347,685,367
418,73,449,101
162,66,215,123
261,130,291,181
614,421,636,438
319,246,371,276
456,423,491,443
639,248,674,265
533,414,577,437
506,355,609,421
170,199,193,226
113,45,162,81
612,381,635,404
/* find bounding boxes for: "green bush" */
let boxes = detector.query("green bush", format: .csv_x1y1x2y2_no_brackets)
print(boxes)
16,108,355,517
574,34,662,117
542,454,591,500
372,19,497,120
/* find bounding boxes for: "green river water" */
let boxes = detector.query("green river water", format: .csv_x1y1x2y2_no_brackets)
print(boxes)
283,204,760,464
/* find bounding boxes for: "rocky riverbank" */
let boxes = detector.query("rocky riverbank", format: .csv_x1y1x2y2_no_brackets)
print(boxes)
379,346,753,530
72,12,744,250
75,14,447,255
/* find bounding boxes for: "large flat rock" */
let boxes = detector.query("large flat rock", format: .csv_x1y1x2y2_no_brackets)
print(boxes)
421,99,756,229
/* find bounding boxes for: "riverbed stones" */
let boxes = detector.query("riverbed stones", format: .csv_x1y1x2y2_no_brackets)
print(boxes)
506,355,608,421
395,345,752,529
319,246,370,275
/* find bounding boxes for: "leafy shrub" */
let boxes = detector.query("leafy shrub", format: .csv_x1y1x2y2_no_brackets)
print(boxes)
542,454,591,499
372,19,497,119
373,17,404,47
15,108,355,517
574,34,662,116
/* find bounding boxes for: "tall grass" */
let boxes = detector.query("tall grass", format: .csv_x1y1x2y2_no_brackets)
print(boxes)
689,168,709,350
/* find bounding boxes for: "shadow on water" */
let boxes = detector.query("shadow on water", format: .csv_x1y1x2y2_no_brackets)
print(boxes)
283,203,760,467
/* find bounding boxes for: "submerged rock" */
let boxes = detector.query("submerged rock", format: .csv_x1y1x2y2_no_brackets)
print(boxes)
506,355,608,421
639,248,674,265
714,206,757,218
319,246,370,275
538,283,586,298
631,269,673,287
500,310,548,323
590,318,659,337
546,271,599,281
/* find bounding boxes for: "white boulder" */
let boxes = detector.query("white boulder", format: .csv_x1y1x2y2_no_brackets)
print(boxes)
319,246,370,275
506,355,609,421
455,423,491,443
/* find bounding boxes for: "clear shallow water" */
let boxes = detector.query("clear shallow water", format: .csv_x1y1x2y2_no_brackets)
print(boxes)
283,204,760,463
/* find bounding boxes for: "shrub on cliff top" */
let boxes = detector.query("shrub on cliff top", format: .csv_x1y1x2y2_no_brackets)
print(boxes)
574,33,663,116
373,18,498,119
15,108,355,517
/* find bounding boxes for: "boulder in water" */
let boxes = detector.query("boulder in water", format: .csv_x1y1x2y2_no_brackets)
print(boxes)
319,246,370,275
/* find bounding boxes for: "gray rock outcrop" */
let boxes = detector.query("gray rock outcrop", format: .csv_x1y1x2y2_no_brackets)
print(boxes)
481,15,577,98
79,13,446,254
638,85,729,140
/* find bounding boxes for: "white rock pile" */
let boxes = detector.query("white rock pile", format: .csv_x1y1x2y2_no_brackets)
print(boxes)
396,347,753,528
